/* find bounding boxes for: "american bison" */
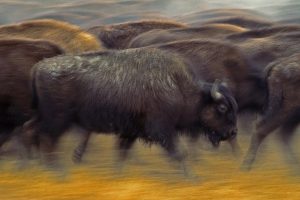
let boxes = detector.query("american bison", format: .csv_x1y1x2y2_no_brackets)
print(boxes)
129,23,246,48
76,39,255,161
87,20,187,49
0,19,103,53
0,38,64,152
21,48,238,174
242,53,300,170
150,39,267,154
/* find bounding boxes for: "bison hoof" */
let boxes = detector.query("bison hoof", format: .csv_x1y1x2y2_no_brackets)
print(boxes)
232,148,242,159
240,160,253,172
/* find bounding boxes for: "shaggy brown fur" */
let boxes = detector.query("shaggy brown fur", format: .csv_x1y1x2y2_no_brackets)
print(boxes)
242,53,300,170
0,38,64,149
151,39,267,155
153,39,266,113
87,20,187,49
0,19,103,53
226,26,300,71
21,48,237,170
129,23,247,48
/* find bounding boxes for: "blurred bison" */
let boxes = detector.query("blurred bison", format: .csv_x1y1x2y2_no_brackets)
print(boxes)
21,48,238,174
87,20,187,49
129,23,246,48
226,24,300,41
242,53,300,170
226,25,300,71
201,16,273,29
0,38,64,151
0,19,103,53
177,9,273,29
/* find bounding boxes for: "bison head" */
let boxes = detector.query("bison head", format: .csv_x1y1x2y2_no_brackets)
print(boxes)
199,80,238,147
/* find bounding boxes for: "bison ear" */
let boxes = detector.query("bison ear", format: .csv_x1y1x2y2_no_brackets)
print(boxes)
220,79,229,88
211,79,224,101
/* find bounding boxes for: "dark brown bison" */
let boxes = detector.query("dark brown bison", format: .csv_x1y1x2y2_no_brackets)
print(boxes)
75,39,255,161
148,39,267,155
87,20,187,49
226,24,300,41
0,19,103,53
21,48,238,174
129,23,247,48
226,25,300,72
242,53,300,170
153,39,266,113
0,38,64,152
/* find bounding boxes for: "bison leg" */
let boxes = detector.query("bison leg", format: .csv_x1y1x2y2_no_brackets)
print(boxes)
241,115,283,171
277,121,300,167
146,115,191,177
24,118,67,169
0,130,13,153
16,118,41,169
39,133,61,169
228,136,242,158
187,134,202,162
241,75,286,171
160,136,192,177
118,136,137,161
18,118,39,160
161,137,183,162
115,136,137,173
72,129,91,163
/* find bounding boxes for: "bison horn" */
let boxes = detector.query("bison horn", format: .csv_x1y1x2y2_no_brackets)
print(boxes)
211,80,223,101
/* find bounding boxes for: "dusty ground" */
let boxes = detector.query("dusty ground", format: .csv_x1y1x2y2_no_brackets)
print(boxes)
0,130,300,200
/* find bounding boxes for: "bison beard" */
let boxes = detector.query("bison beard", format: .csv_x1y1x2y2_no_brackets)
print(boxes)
21,48,237,175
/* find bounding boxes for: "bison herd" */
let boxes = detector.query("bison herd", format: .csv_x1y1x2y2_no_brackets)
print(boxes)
0,15,300,176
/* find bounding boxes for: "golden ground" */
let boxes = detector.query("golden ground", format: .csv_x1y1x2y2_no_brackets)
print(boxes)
0,132,300,200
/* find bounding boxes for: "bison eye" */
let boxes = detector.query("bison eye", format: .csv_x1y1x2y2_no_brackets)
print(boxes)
217,104,228,113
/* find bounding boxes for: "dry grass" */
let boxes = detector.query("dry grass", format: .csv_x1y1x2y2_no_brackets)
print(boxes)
0,132,300,200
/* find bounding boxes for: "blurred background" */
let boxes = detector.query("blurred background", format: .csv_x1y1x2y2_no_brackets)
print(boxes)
1,0,300,26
